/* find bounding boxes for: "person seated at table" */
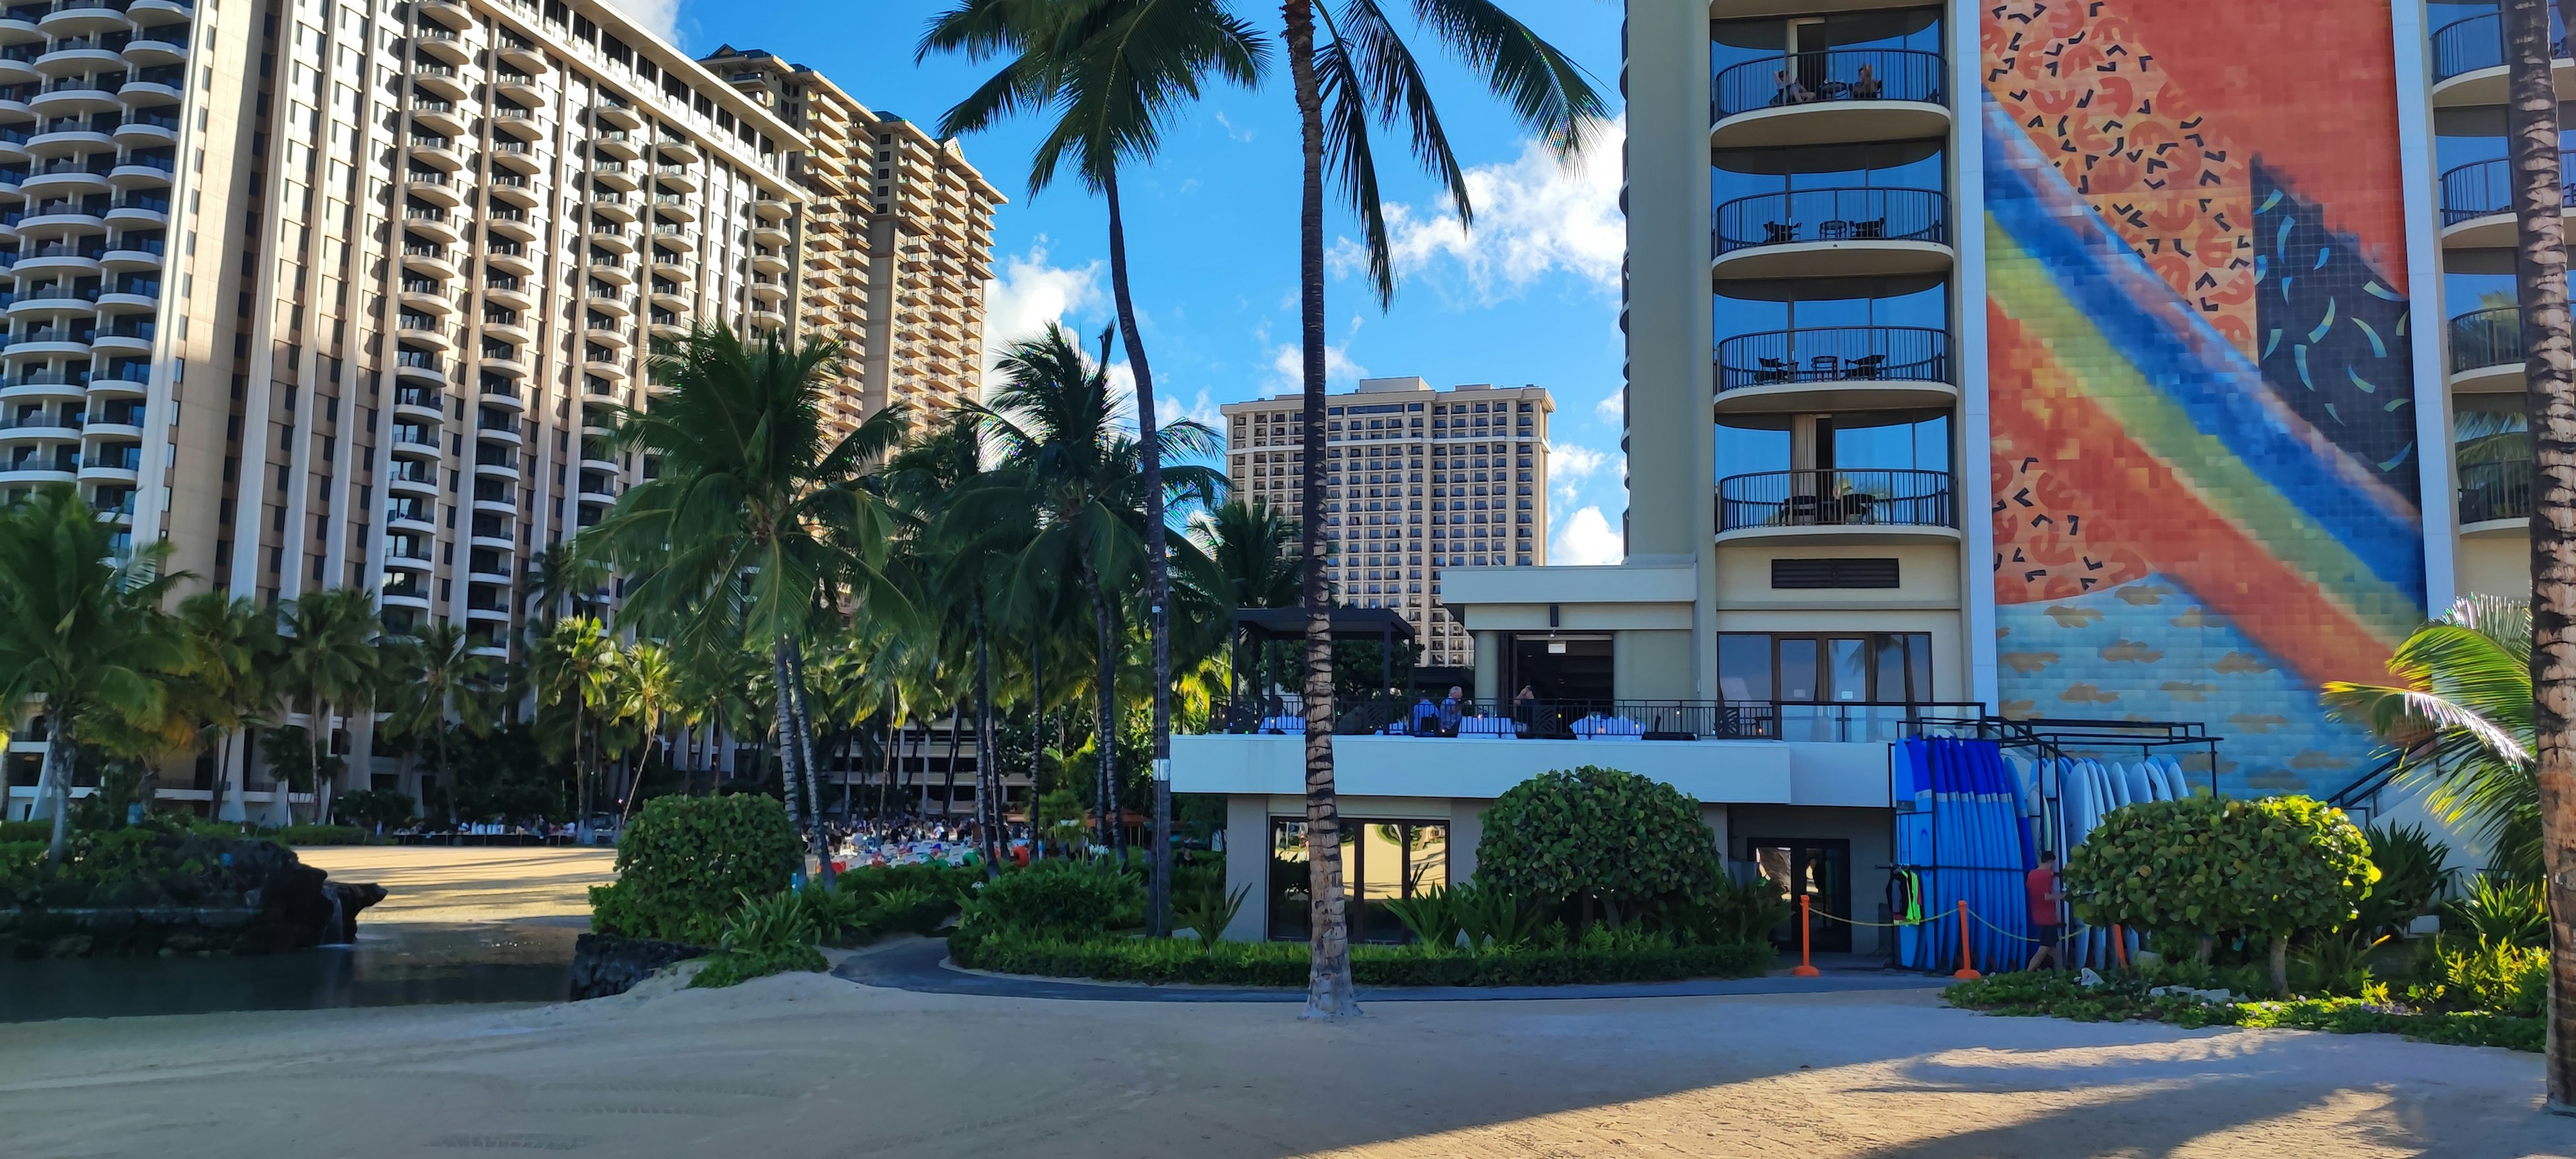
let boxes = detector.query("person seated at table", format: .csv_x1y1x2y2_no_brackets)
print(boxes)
1849,62,1882,100
1409,693,1442,736
1773,68,1814,105
1439,685,1466,736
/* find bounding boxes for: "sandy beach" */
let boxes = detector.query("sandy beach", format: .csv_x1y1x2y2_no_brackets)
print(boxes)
0,942,2561,1158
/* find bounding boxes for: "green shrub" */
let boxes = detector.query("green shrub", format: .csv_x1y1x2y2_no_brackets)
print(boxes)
1654,873,1799,947
689,888,827,989
835,861,978,902
959,857,1142,942
2065,795,2377,993
1173,883,1252,946
0,820,52,843
589,795,803,945
1474,766,1723,922
2351,822,2452,940
2430,938,2546,1018
952,929,1775,987
332,789,417,832
2443,877,2546,948
1944,969,2542,1052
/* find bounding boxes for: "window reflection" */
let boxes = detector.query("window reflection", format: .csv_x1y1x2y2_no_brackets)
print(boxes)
1268,818,1452,942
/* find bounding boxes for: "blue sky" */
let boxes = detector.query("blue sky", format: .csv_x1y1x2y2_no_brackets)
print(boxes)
627,0,1629,563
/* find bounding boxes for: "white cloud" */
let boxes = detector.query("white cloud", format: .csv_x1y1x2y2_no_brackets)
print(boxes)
1550,443,1609,481
1330,115,1625,302
599,0,679,42
1267,339,1366,394
1155,386,1222,431
1550,506,1622,566
1214,110,1256,143
982,241,1106,377
1594,390,1623,425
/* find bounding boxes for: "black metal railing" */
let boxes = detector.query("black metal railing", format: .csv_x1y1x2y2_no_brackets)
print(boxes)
2450,306,2521,374
1713,48,1945,119
1714,188,1946,255
2437,152,2573,225
1716,325,1949,390
2433,12,2569,83
1717,467,1954,531
1210,694,1988,743
2461,458,2532,525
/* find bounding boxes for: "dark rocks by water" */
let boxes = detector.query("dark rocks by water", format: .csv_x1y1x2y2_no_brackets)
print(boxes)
569,934,708,999
1,830,385,958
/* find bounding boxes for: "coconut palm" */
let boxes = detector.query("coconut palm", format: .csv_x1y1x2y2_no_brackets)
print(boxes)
578,326,912,871
529,616,617,828
172,591,278,824
0,486,186,857
272,586,382,824
2500,0,2576,1105
524,541,608,640
926,0,1269,926
602,641,679,822
380,621,498,826
973,323,1220,857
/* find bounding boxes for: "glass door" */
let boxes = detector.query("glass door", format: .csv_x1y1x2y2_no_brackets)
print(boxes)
1749,838,1852,953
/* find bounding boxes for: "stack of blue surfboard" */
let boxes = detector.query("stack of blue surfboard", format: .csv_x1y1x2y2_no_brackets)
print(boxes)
2053,754,2195,967
1893,738,2031,973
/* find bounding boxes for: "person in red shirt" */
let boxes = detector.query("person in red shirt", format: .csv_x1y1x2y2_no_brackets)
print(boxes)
2025,851,2064,971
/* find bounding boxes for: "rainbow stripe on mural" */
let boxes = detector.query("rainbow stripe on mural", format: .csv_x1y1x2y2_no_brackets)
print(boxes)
1981,0,2424,792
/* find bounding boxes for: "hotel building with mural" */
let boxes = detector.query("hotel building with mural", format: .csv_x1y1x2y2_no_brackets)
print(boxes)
1175,0,2497,946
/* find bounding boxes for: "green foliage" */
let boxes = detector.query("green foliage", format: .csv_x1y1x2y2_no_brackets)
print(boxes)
955,857,1143,944
588,794,804,945
274,824,372,846
1377,881,1554,952
1653,873,1800,947
1475,767,1723,918
332,789,416,832
952,928,1774,987
1945,969,2542,1053
2424,938,2548,1017
2441,876,2546,948
1173,883,1251,946
2350,822,2452,939
2065,795,2378,942
1031,785,1087,844
689,888,828,989
0,820,52,843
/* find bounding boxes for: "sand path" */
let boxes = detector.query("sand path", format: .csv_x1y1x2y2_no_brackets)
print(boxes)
296,845,619,924
0,944,2561,1158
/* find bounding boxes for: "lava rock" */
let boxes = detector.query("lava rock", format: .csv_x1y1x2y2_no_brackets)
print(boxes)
570,934,708,999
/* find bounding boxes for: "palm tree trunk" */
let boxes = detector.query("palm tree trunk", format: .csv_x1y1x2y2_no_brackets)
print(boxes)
943,701,963,818
784,641,831,883
1106,166,1176,934
1081,561,1120,857
769,641,814,877
38,723,71,861
208,728,231,826
976,616,1001,874
2514,0,2576,1110
1284,0,1358,1019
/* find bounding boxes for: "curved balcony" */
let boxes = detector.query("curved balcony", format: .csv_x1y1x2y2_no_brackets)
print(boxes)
751,221,790,248
382,545,435,573
0,410,80,440
26,122,109,156
651,195,696,222
2449,306,2523,393
2460,459,2532,536
392,384,443,423
407,27,470,66
36,44,123,78
753,197,793,222
482,284,533,313
2431,13,2575,107
1715,326,1954,414
1712,188,1949,280
2437,154,2569,250
1715,467,1957,545
121,28,189,68
1711,48,1947,150
39,0,129,38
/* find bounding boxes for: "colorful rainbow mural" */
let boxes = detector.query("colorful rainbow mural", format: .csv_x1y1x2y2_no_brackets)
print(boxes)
1981,0,2426,792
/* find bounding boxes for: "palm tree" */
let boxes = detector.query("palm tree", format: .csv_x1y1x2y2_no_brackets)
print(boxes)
927,0,1269,929
524,541,607,641
975,323,1220,857
1271,0,1603,1017
172,591,276,824
602,641,678,822
1185,498,1304,706
2501,0,2576,1107
0,485,185,858
529,616,615,832
578,325,912,872
2324,596,2541,880
273,586,382,824
381,621,497,826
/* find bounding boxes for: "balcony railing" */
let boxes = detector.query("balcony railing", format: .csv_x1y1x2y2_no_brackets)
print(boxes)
1712,48,1945,119
1210,694,1987,743
2451,306,2521,374
2433,11,2569,83
1716,326,1949,390
2437,152,2573,225
1713,188,1947,254
2461,458,2532,526
1717,467,1955,532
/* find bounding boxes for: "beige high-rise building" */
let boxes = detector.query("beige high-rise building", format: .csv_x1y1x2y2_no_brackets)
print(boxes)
702,44,1001,427
3,0,810,820
1221,376,1552,669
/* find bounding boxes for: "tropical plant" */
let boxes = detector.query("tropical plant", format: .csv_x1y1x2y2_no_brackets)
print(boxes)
2351,820,2455,942
334,787,416,832
2323,596,2539,883
601,641,680,823
578,325,912,874
2445,875,2550,948
689,887,828,989
0,485,186,859
1174,881,1251,946
273,586,381,824
527,616,616,830
958,856,1143,942
1475,767,1725,925
378,621,496,827
170,592,277,826
589,793,806,946
926,0,1270,934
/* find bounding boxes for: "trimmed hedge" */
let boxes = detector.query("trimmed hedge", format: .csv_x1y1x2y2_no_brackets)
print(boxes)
590,795,803,945
1944,971,2542,1053
951,930,1777,987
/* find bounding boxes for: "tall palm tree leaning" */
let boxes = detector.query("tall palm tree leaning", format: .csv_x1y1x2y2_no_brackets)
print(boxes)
925,0,1269,940
1276,0,1605,1017
2506,0,2576,1110
579,326,911,877
0,485,184,859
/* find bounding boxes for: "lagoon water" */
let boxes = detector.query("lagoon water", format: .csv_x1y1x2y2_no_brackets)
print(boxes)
0,920,578,1022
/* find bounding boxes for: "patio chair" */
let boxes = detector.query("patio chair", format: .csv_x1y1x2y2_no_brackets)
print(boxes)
1762,221,1797,245
1850,217,1887,239
1756,356,1793,384
1808,353,1842,380
1846,353,1887,380
1838,491,1877,524
1817,219,1852,241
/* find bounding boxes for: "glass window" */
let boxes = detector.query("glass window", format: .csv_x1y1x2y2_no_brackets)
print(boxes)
1719,632,1935,704
1823,410,1949,472
1718,633,1773,701
1268,818,1450,942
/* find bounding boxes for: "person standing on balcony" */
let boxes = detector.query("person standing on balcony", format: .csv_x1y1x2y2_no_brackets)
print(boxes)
1439,686,1465,736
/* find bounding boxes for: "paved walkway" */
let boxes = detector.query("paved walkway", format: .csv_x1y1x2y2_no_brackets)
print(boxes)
833,936,1947,1003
